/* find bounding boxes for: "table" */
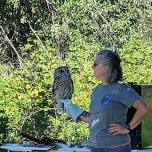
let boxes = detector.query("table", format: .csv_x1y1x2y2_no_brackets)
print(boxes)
0,143,90,152
1,143,152,152
0,143,51,152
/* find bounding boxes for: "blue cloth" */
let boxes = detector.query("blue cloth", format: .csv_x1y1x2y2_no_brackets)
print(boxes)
91,144,131,152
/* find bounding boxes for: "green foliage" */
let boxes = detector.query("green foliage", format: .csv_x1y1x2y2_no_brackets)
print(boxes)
120,38,152,84
0,45,93,143
142,87,152,146
0,0,152,147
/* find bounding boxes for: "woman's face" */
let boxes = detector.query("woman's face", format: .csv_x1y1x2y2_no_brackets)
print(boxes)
92,56,109,82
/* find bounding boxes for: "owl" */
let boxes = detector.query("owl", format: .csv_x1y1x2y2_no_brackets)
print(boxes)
52,66,74,104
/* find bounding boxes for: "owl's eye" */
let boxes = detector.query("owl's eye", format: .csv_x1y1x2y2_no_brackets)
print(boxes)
60,69,65,73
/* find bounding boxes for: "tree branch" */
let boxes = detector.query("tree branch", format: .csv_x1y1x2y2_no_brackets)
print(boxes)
0,25,25,68
28,22,47,51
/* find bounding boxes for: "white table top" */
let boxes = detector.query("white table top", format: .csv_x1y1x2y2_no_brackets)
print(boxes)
0,143,90,152
1,143,152,152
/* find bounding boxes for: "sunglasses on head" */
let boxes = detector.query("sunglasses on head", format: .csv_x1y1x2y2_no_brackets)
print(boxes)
93,62,107,67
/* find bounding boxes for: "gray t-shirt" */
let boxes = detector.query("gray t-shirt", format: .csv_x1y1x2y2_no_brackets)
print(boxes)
89,82,143,148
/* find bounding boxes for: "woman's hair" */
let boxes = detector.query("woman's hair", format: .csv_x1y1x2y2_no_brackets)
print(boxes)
96,48,123,83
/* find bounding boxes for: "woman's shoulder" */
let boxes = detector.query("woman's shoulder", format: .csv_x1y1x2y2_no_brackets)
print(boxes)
94,83,102,90
116,81,137,93
117,81,129,86
115,81,132,90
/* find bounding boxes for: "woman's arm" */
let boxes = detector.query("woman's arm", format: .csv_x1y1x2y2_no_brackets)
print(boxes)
128,99,149,130
108,99,149,135
79,111,90,123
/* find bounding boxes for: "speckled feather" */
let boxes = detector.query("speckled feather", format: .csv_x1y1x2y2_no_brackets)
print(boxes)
52,66,74,102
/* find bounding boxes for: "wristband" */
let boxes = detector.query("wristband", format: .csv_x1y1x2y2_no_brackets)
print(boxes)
126,124,132,131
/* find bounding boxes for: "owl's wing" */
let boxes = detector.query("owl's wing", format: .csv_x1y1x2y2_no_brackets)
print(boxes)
62,78,74,99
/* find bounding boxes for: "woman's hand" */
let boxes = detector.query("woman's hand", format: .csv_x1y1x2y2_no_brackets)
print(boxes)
108,124,130,135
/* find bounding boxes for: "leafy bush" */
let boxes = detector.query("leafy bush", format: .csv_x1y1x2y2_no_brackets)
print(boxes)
0,0,152,146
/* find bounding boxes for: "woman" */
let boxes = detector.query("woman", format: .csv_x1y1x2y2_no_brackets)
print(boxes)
58,48,149,152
